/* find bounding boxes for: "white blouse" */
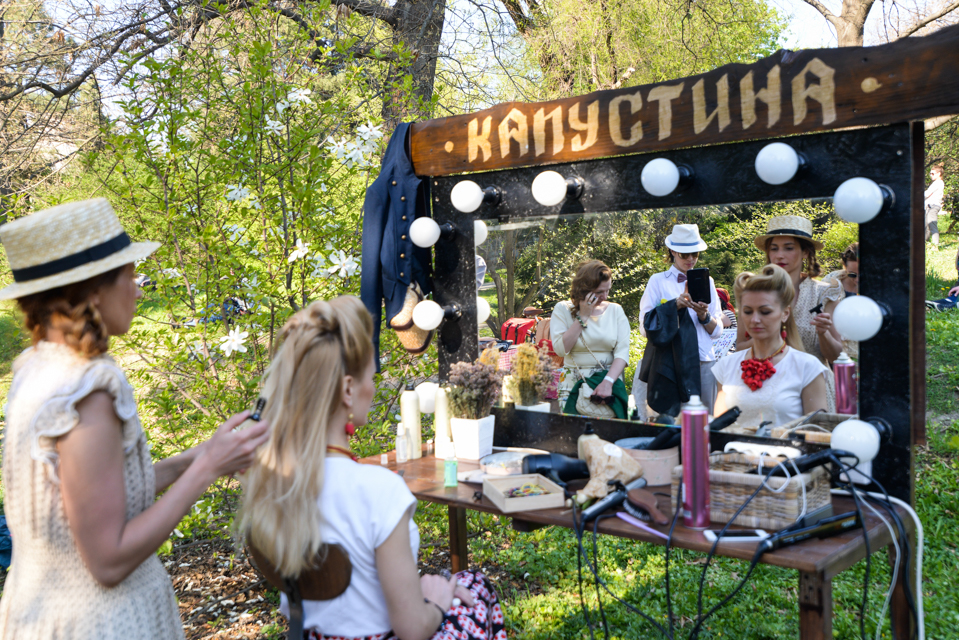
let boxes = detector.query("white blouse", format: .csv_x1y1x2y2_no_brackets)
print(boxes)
639,266,722,361
550,301,631,370
711,347,828,428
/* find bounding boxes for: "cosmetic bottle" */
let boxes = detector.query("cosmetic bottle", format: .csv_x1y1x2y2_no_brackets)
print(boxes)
833,352,858,415
577,422,599,460
401,383,422,459
395,420,409,464
681,395,710,530
434,386,453,458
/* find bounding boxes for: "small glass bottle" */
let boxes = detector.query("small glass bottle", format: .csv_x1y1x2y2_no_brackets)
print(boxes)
395,421,409,464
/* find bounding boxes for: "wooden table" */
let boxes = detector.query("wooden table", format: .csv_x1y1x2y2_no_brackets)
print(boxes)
363,452,916,640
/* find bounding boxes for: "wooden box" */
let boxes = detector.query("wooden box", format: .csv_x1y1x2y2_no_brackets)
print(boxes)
483,473,565,514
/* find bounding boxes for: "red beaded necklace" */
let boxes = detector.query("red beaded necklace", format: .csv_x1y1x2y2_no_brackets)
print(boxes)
326,445,357,461
740,341,787,391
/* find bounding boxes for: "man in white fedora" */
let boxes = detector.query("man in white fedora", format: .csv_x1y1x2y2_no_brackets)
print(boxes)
634,224,723,417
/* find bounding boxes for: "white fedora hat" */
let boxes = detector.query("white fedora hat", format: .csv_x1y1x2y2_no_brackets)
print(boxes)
754,215,824,251
0,198,159,300
664,224,708,253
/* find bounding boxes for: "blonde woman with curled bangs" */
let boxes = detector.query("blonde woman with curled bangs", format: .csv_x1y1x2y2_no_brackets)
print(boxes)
238,296,505,640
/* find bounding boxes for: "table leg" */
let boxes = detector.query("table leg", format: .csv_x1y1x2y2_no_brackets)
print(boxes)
799,570,833,640
888,538,916,640
448,505,469,573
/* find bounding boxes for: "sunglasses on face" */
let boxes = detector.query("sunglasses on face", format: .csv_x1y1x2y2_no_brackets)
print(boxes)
677,252,700,260
845,272,859,279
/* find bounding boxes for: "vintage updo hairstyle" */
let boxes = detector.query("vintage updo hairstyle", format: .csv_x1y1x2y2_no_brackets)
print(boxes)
237,295,373,578
841,242,859,266
734,264,804,351
16,266,125,357
569,260,612,309
764,236,822,279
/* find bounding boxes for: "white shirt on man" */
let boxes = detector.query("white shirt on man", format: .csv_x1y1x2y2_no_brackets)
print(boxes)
639,266,722,362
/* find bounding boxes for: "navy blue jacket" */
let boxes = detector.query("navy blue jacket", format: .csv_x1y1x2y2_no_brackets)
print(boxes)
639,299,701,416
360,123,432,367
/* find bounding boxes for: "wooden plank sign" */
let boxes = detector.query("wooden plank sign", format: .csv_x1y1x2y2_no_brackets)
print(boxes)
410,24,959,177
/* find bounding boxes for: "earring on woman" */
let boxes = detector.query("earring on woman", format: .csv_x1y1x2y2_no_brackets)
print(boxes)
345,413,355,437
781,323,787,341
744,330,750,339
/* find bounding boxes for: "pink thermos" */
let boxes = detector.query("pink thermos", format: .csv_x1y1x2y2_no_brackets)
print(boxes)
681,395,710,530
834,351,858,414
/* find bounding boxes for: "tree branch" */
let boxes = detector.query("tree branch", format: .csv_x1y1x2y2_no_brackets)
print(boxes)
801,0,839,23
334,0,398,27
900,0,959,37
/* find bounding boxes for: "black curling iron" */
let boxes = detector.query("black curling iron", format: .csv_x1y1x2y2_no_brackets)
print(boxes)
642,406,742,451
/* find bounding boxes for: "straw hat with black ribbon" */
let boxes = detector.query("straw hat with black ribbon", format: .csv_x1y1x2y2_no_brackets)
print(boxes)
0,198,159,300
753,215,824,252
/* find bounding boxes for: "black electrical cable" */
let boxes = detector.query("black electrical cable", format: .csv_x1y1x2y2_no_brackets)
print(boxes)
688,543,768,638
590,515,612,638
829,456,871,640
659,489,682,640
571,499,599,640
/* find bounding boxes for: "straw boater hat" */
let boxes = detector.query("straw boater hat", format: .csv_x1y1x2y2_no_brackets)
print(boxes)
0,198,159,300
754,215,824,251
664,224,708,253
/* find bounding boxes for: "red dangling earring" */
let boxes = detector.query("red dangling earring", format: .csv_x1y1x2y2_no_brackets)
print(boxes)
781,323,787,340
345,413,355,437
744,330,751,339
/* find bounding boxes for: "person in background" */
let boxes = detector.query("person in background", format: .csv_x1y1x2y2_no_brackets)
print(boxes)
716,287,737,327
637,224,722,413
712,265,828,431
550,260,631,409
925,163,945,248
238,296,504,640
824,242,859,298
0,199,269,640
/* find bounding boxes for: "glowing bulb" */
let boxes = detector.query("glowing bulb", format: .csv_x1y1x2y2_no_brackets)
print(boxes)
531,170,568,207
415,381,439,414
409,217,441,248
834,177,888,224
412,300,445,331
755,143,801,185
476,296,491,324
474,219,488,246
450,180,484,213
832,419,881,484
833,295,885,342
641,158,681,197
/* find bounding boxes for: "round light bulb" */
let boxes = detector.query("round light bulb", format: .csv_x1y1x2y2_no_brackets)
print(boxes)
832,418,881,484
409,217,441,248
641,158,681,197
474,219,488,246
834,177,886,223
531,170,568,207
412,300,445,331
450,180,484,213
755,142,800,185
833,295,884,342
476,296,491,324
414,381,439,414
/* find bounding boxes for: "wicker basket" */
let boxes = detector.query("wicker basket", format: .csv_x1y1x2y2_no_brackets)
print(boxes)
769,412,857,444
670,453,832,530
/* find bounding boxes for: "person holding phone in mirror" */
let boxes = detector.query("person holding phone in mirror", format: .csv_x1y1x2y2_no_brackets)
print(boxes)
550,260,631,415
636,224,722,414
712,266,828,430
749,216,843,410
824,242,859,298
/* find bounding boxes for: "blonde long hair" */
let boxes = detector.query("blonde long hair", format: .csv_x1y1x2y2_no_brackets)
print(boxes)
734,265,804,352
237,296,373,578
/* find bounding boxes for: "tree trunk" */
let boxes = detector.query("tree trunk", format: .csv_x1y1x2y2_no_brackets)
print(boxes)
382,0,448,128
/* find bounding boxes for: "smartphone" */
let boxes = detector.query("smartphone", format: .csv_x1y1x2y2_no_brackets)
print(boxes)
704,528,769,542
686,268,711,304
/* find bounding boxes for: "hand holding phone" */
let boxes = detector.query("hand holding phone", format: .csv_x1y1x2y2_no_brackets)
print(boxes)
686,268,711,304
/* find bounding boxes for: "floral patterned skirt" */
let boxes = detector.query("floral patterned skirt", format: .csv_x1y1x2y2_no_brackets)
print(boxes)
305,571,505,640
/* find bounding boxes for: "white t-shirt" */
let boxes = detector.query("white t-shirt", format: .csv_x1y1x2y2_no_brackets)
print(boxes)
925,178,944,207
639,267,723,362
281,458,419,636
710,348,828,428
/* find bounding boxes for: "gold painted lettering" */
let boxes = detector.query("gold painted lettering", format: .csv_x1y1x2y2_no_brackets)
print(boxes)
468,116,493,163
740,66,781,129
609,92,644,147
568,101,600,152
533,106,564,156
692,75,730,134
647,83,684,140
791,58,836,126
497,108,530,158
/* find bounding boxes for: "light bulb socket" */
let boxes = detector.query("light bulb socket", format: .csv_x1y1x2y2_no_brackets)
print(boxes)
863,417,892,442
482,186,501,207
878,184,895,211
443,303,462,321
437,222,455,240
566,176,585,200
676,165,694,192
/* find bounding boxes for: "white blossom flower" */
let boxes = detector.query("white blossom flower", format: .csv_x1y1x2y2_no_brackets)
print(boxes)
326,137,348,161
219,327,249,357
357,122,383,141
247,196,262,211
288,239,311,263
275,100,291,115
343,142,365,168
327,250,359,278
310,254,328,278
287,88,313,105
225,184,250,202
265,118,284,135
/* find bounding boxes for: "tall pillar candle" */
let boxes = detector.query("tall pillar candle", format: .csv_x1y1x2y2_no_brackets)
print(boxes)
434,386,453,458
401,383,422,459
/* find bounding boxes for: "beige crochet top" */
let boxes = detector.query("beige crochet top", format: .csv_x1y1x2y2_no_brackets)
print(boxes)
0,342,184,640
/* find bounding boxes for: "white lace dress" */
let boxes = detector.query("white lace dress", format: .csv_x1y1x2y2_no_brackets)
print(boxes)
0,342,184,640
794,277,844,410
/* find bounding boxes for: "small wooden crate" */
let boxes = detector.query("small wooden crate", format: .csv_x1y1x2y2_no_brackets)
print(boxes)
770,412,857,444
483,473,565,514
670,453,831,530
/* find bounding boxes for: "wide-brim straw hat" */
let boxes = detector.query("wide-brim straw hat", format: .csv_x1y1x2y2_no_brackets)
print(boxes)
664,223,708,253
754,215,824,251
0,198,159,300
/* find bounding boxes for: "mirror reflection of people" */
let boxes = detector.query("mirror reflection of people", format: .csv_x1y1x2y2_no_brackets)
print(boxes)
712,265,828,430
825,242,859,298
716,287,737,328
636,225,722,414
238,296,505,640
0,199,270,638
550,260,630,407
925,163,945,248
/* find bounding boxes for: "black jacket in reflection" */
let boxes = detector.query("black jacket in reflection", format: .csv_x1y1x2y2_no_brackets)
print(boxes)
639,298,701,416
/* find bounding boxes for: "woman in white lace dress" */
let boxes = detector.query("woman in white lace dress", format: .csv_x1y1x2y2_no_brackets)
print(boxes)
0,199,269,640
